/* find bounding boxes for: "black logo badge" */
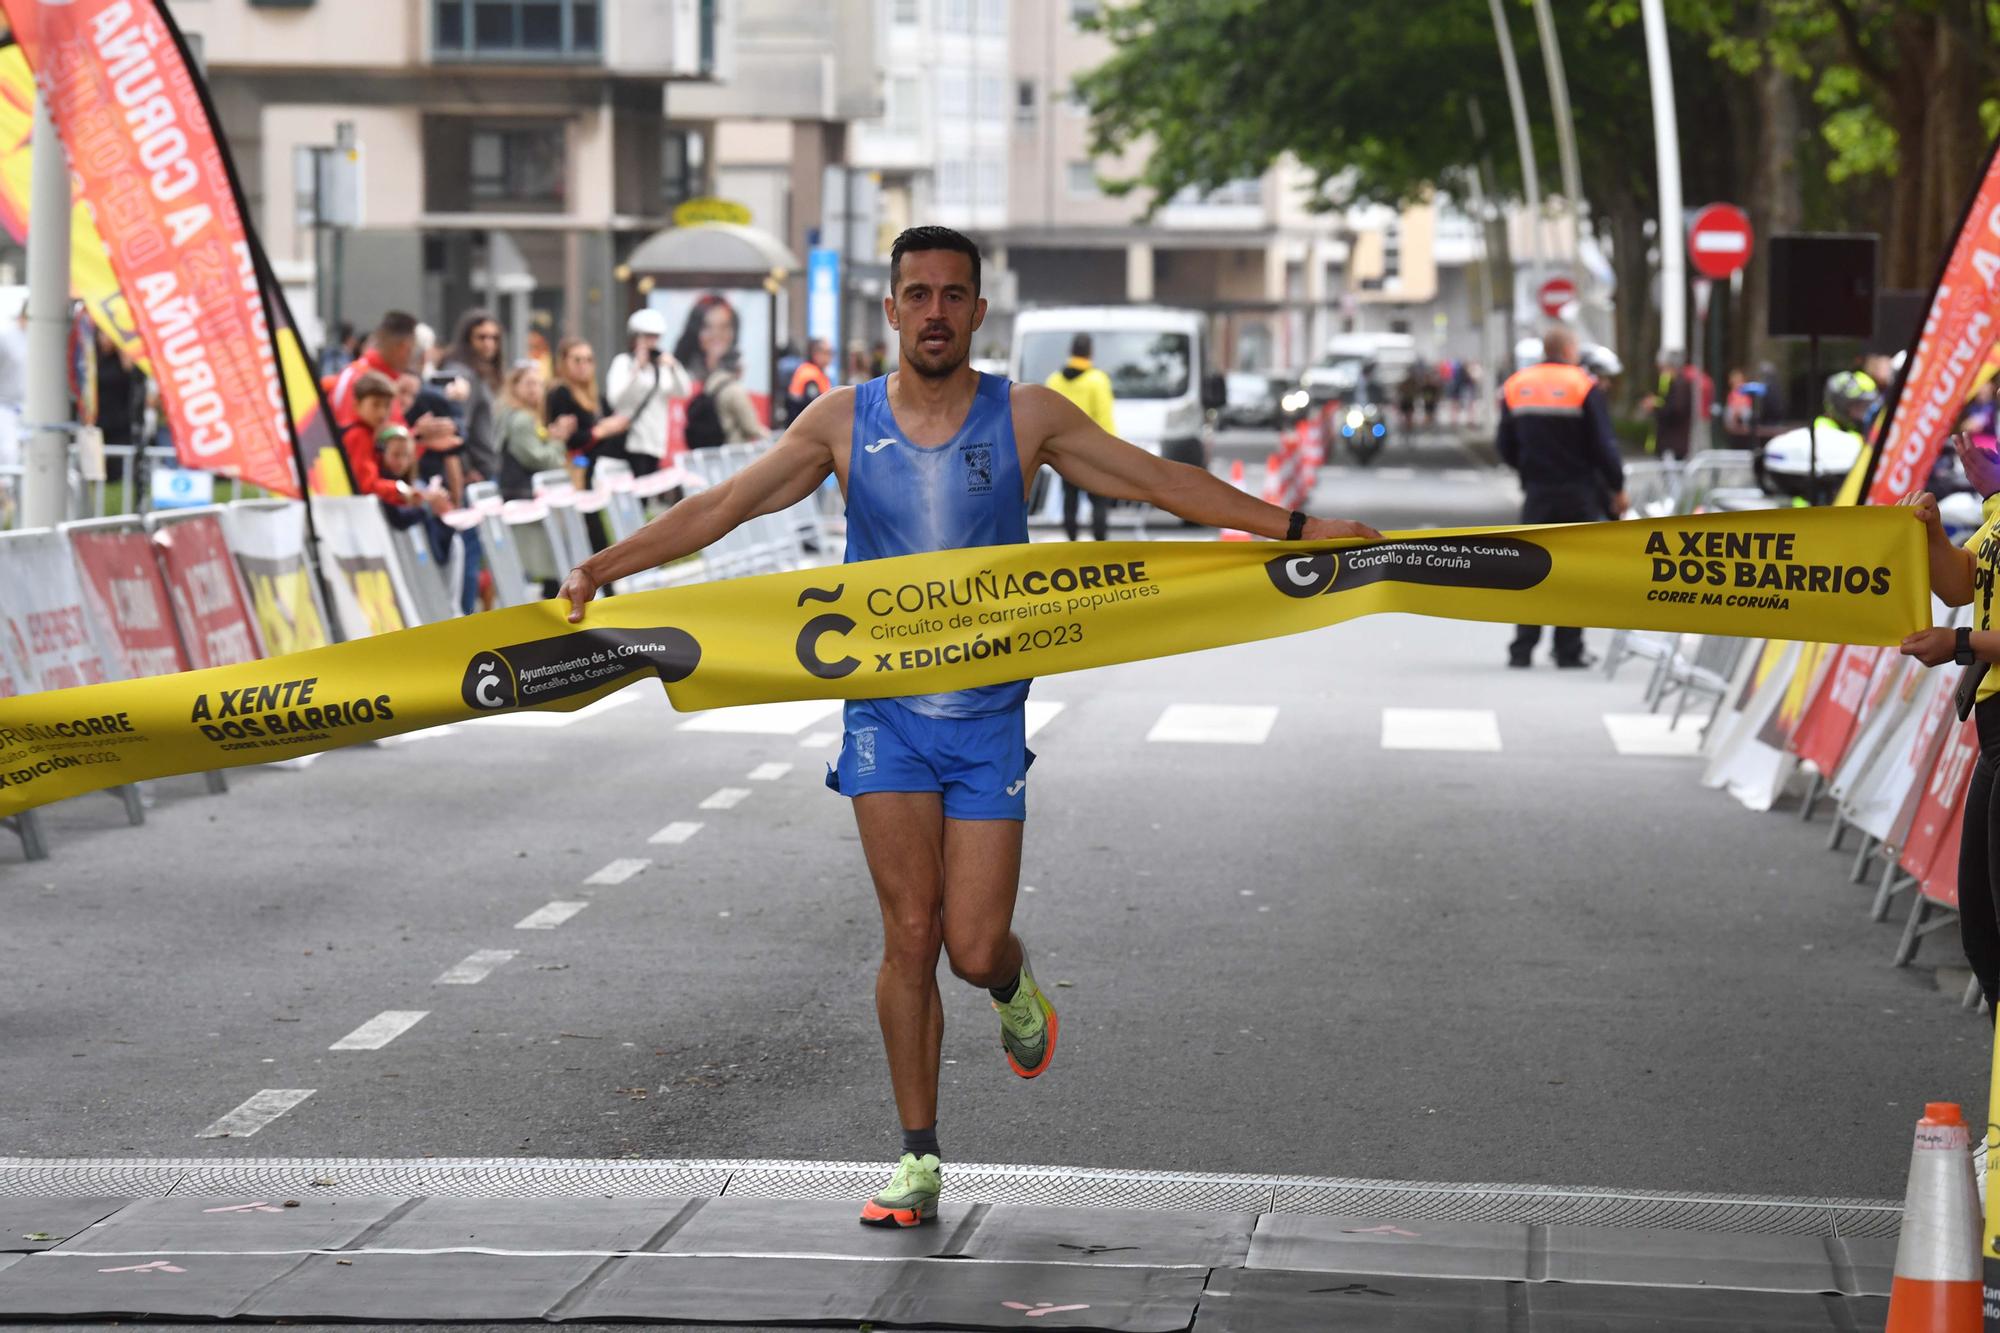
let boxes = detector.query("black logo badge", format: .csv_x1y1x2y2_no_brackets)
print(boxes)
961,443,993,495
461,627,701,711
1265,537,1552,599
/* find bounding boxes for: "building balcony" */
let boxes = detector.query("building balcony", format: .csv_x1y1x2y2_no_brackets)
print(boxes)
430,0,716,77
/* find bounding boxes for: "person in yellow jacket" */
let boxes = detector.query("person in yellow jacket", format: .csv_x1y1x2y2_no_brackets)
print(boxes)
1043,333,1115,540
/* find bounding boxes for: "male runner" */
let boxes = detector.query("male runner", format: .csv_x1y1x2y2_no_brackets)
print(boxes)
558,226,1379,1226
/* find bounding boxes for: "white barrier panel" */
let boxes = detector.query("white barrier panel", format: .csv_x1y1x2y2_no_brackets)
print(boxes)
218,502,336,656
1828,654,1926,810
147,508,265,668
1701,641,1803,811
309,497,421,639
1842,667,1957,845
0,529,121,692
390,522,458,627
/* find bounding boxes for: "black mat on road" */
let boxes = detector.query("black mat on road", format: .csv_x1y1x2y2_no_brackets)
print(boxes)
0,1251,309,1319
566,1255,1205,1330
0,1199,131,1254
1520,1280,1887,1330
658,1197,971,1259
55,1195,407,1254
362,1195,697,1254
1246,1213,1531,1282
242,1251,608,1321
965,1205,1256,1269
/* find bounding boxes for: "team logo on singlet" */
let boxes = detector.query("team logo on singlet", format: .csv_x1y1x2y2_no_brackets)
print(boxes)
960,442,993,494
853,726,878,775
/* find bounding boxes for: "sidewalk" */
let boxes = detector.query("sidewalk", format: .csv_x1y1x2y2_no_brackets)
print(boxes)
0,1156,1895,1329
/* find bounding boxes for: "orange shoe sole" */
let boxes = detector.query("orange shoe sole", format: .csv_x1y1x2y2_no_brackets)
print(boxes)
1004,990,1059,1079
858,1200,932,1228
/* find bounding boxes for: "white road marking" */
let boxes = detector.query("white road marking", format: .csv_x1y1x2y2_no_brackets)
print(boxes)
747,762,793,781
196,1089,315,1139
461,692,638,729
1381,707,1503,752
435,949,518,985
1376,467,1418,481
799,730,840,749
583,857,650,886
376,724,458,745
329,1010,430,1051
679,699,844,734
1442,468,1488,483
1146,704,1278,745
648,820,704,846
699,787,752,810
1603,712,1707,757
1024,700,1066,739
516,901,589,930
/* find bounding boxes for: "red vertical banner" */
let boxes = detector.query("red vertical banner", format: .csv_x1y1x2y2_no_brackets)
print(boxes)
0,0,300,496
151,512,261,668
67,525,187,678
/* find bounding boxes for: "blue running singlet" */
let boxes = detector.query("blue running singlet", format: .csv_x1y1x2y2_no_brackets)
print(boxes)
845,371,1030,719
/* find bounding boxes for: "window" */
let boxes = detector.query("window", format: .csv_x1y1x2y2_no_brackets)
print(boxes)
976,159,1005,207
662,128,705,209
977,0,1008,33
1069,0,1100,22
889,76,922,134
469,124,566,208
977,74,1005,123
937,69,970,120
1015,78,1037,126
1066,161,1100,198
434,0,600,59
1019,331,1190,400
892,0,920,24
936,160,969,205
938,0,971,30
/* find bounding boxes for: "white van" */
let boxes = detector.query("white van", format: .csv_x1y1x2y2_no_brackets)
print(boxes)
1009,305,1222,469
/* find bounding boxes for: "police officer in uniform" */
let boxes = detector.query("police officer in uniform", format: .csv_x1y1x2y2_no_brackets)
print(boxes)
1497,325,1628,668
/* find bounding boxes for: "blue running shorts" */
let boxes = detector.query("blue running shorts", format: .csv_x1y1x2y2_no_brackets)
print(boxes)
826,697,1034,821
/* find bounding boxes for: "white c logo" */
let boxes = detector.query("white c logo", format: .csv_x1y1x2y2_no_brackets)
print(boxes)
1284,557,1320,588
474,669,504,708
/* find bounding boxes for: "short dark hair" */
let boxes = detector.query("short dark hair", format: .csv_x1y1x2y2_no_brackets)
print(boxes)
376,310,418,344
1070,332,1092,358
353,370,396,402
890,225,981,297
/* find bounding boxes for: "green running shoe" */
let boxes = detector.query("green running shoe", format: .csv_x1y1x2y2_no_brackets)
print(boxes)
858,1152,941,1228
993,952,1058,1079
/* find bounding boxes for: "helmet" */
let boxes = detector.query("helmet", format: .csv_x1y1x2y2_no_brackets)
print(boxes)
626,308,667,339
1580,344,1623,379
1823,370,1879,431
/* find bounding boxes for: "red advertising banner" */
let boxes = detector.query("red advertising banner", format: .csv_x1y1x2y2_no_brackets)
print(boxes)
1791,644,1885,775
1901,715,1978,908
1866,130,2000,505
151,512,261,669
0,0,299,496
68,525,186,678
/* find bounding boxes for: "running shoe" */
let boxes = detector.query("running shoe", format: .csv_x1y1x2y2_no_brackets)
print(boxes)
858,1152,941,1228
993,951,1059,1079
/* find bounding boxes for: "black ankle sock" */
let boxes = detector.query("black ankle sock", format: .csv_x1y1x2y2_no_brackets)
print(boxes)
989,971,1021,1004
901,1124,940,1160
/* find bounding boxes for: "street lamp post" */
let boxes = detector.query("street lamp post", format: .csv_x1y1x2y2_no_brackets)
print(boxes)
1640,0,1686,357
1487,0,1544,320
21,92,71,529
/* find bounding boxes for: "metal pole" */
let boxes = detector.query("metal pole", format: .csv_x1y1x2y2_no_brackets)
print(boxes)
1531,0,1586,332
21,92,70,528
1641,0,1686,355
1487,0,1543,315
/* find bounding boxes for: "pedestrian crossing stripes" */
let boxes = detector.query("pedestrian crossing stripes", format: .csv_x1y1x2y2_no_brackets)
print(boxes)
1146,704,1278,745
329,1010,430,1051
1380,708,1503,752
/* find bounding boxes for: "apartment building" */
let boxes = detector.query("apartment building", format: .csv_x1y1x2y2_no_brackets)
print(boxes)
173,0,719,358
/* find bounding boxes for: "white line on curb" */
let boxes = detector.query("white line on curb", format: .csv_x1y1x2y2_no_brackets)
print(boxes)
699,787,751,810
329,1011,430,1051
648,821,704,846
583,857,650,886
515,901,589,930
434,950,519,985
747,762,792,781
195,1089,316,1139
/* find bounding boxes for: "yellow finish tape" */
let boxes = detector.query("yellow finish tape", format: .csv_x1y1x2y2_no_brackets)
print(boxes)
0,508,1928,818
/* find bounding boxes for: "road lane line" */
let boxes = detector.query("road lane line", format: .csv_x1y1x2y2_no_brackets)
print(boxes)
1603,712,1706,757
747,762,793,781
516,901,589,930
1024,701,1065,739
1381,707,1502,752
462,693,638,729
678,700,844,734
329,1011,430,1051
435,950,519,985
196,1089,316,1139
699,787,751,810
800,731,840,749
583,857,650,886
1145,704,1278,744
648,821,704,845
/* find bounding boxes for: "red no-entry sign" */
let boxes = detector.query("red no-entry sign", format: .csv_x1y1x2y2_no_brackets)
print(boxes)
1538,275,1576,319
1688,203,1753,279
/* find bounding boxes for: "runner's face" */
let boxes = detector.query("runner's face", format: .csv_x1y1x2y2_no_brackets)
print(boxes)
887,251,984,380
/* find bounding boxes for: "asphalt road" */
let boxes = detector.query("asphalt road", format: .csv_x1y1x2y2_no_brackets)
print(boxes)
3,429,1979,1203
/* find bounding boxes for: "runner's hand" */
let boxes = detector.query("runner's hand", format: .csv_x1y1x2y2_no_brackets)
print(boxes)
1301,516,1382,541
1610,491,1631,518
560,566,598,623
1900,627,1957,667
1901,489,1943,539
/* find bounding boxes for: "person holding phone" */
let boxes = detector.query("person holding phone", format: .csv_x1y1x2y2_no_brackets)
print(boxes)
1901,432,2000,1015
605,309,692,477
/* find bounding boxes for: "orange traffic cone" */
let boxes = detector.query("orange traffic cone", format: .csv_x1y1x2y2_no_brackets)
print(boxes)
1885,1102,1982,1331
1219,459,1252,541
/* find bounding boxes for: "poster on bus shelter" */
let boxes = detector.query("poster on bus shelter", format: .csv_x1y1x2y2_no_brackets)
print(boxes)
647,287,774,424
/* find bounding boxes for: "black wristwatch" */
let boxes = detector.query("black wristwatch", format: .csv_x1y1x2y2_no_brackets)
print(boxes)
1286,509,1308,542
1956,626,1976,666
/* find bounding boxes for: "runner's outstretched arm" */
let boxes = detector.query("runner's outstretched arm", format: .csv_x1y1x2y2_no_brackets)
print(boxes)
1018,386,1380,541
559,389,844,621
